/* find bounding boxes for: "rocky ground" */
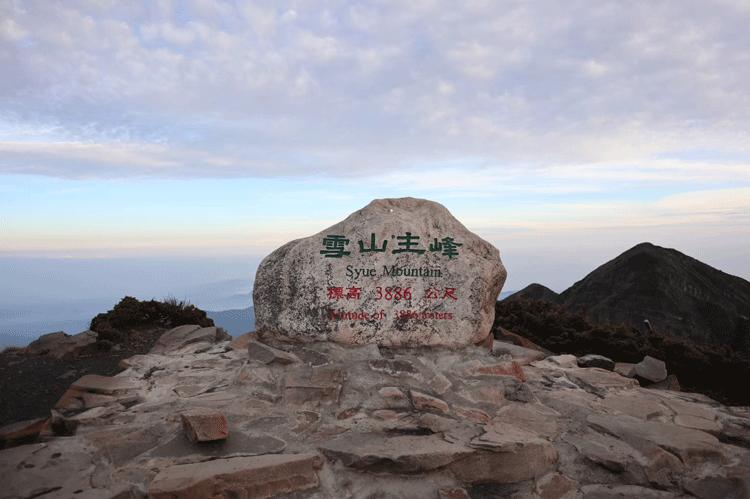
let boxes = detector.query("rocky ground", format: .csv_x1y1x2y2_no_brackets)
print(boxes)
0,327,169,428
1,325,749,499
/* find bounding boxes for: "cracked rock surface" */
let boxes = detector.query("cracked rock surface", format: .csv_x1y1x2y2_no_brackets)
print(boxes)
1,325,749,499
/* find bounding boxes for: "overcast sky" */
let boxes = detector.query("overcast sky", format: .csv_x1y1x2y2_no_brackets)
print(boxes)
1,0,749,294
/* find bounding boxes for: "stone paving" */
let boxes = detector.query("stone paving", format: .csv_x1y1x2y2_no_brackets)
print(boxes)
1,326,749,499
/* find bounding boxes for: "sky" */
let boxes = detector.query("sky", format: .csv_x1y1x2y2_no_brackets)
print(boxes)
1,0,750,320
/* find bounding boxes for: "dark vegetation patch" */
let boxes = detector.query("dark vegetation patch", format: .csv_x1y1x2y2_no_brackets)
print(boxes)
0,296,213,427
492,298,750,406
90,295,214,342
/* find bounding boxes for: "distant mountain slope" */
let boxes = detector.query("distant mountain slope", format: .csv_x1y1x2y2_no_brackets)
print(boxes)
504,283,560,303
206,306,255,338
506,243,750,360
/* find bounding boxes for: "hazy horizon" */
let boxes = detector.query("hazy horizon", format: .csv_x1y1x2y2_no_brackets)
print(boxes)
2,239,749,348
2,1,748,347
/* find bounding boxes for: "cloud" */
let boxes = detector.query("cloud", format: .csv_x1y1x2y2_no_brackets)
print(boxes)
0,0,748,184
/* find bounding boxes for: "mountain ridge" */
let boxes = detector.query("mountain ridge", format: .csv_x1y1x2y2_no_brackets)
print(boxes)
505,242,750,360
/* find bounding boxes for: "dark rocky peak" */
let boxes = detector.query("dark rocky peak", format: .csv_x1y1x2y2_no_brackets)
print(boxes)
558,242,750,358
504,283,560,304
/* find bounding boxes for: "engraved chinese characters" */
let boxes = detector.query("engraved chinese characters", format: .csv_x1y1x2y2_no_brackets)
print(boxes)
253,197,507,347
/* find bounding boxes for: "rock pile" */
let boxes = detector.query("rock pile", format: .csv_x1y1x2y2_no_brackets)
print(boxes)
1,325,749,499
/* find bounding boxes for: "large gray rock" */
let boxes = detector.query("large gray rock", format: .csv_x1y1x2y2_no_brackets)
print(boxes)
634,355,668,384
253,197,507,347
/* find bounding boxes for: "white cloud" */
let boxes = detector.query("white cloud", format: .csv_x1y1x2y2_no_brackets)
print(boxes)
0,0,748,185
657,187,750,217
0,18,28,42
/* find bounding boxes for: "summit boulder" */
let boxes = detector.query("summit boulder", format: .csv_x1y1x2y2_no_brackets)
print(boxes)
253,198,507,347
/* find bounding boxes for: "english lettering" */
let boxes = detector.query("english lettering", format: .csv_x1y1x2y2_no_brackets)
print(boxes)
383,265,442,278
346,265,377,279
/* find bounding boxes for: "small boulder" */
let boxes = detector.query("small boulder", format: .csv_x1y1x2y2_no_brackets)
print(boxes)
577,354,615,371
635,355,668,384
180,408,229,443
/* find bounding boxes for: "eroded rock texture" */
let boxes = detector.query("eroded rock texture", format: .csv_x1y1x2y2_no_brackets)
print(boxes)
2,324,749,499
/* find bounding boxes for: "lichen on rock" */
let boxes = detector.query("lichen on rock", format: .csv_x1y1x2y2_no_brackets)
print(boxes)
253,197,507,347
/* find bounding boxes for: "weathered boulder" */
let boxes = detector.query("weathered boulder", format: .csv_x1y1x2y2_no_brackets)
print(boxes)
22,330,98,359
253,197,506,347
634,355,668,384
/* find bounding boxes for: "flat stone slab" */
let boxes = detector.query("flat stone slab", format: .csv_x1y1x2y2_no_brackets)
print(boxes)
318,433,473,473
495,403,560,439
580,484,676,499
150,326,224,355
588,413,723,464
448,422,558,483
147,453,324,499
70,374,144,395
284,366,343,406
85,425,164,466
456,360,526,382
565,368,638,397
564,433,630,473
601,391,668,421
491,341,547,365
148,431,287,460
